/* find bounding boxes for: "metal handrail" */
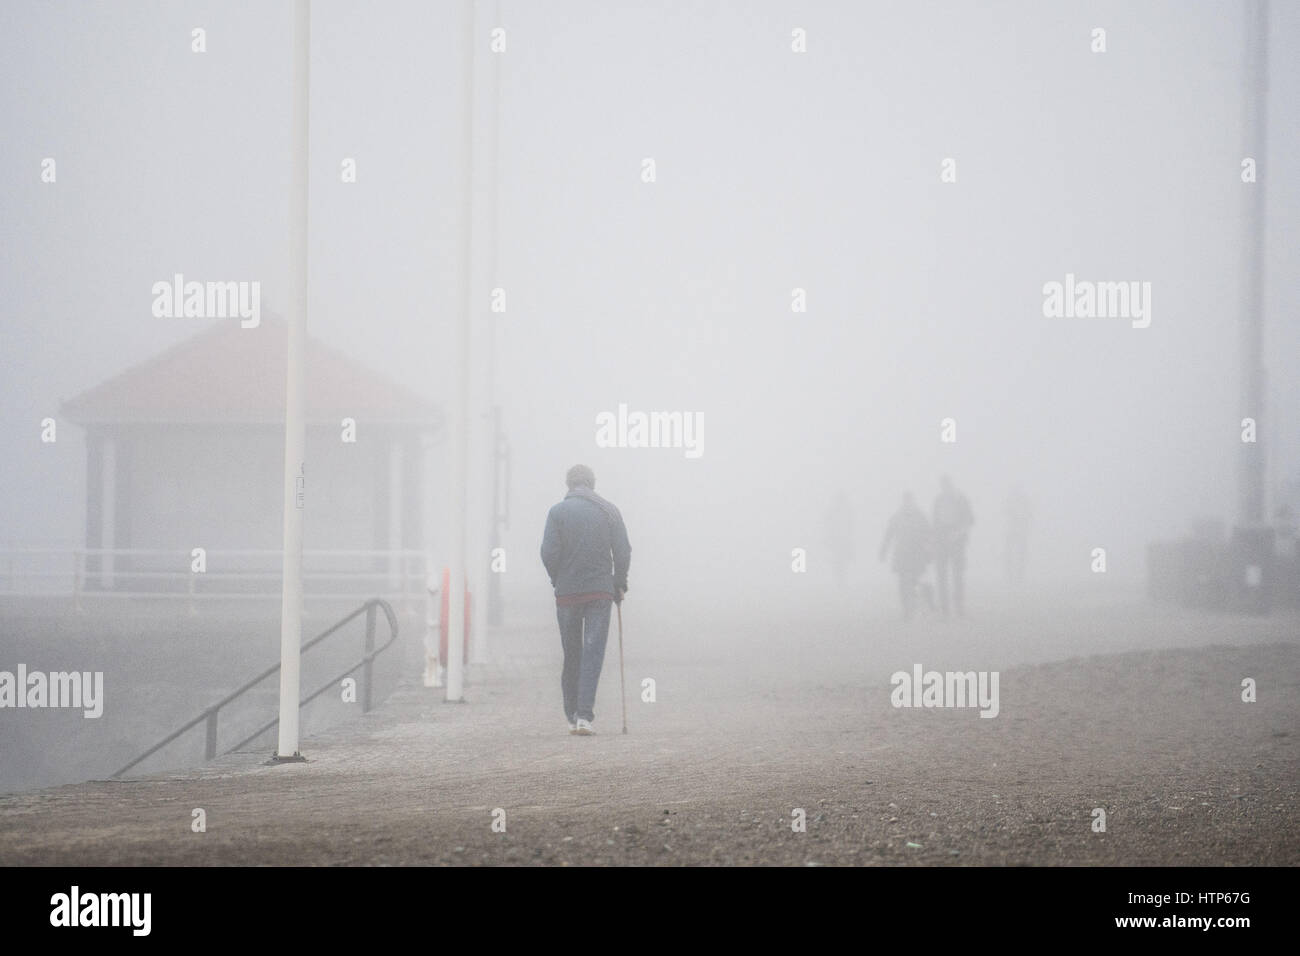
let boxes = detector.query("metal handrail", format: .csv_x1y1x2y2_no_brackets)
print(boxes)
112,599,399,778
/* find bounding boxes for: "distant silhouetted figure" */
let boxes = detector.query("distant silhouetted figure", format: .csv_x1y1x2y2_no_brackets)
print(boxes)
932,475,974,616
823,490,857,586
1004,485,1032,584
1274,503,1297,562
880,492,932,620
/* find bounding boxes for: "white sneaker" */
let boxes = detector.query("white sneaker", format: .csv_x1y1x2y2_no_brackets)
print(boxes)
568,719,577,734
574,718,595,736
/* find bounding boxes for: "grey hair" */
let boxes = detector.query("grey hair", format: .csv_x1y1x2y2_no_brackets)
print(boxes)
566,464,595,489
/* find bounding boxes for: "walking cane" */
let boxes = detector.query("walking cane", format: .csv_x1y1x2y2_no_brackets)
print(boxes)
617,601,627,734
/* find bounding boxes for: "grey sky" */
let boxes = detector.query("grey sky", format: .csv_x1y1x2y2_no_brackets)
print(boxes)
2,0,1296,602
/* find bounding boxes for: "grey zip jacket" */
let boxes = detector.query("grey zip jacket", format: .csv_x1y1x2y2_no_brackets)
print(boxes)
540,486,631,599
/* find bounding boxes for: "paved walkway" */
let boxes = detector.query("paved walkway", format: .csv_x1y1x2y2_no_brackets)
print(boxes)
0,600,1296,865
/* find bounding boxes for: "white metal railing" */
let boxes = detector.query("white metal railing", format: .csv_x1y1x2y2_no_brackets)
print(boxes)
0,548,430,612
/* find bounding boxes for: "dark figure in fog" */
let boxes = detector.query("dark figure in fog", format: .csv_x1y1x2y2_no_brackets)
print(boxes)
932,476,974,617
823,490,857,586
1004,484,1032,584
879,492,932,621
540,465,631,736
1274,503,1298,564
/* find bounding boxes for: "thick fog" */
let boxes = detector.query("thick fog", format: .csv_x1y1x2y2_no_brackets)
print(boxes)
2,3,1298,656
4,2,1300,886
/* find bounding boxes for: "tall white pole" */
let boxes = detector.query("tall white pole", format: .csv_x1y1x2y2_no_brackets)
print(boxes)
467,0,501,666
1238,0,1268,527
485,0,507,629
444,0,477,703
277,0,311,758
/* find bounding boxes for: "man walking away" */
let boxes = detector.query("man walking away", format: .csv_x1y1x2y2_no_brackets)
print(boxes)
932,475,975,616
540,465,631,735
879,492,932,621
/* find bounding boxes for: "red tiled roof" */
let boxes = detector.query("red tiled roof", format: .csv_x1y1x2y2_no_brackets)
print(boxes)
60,316,441,428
